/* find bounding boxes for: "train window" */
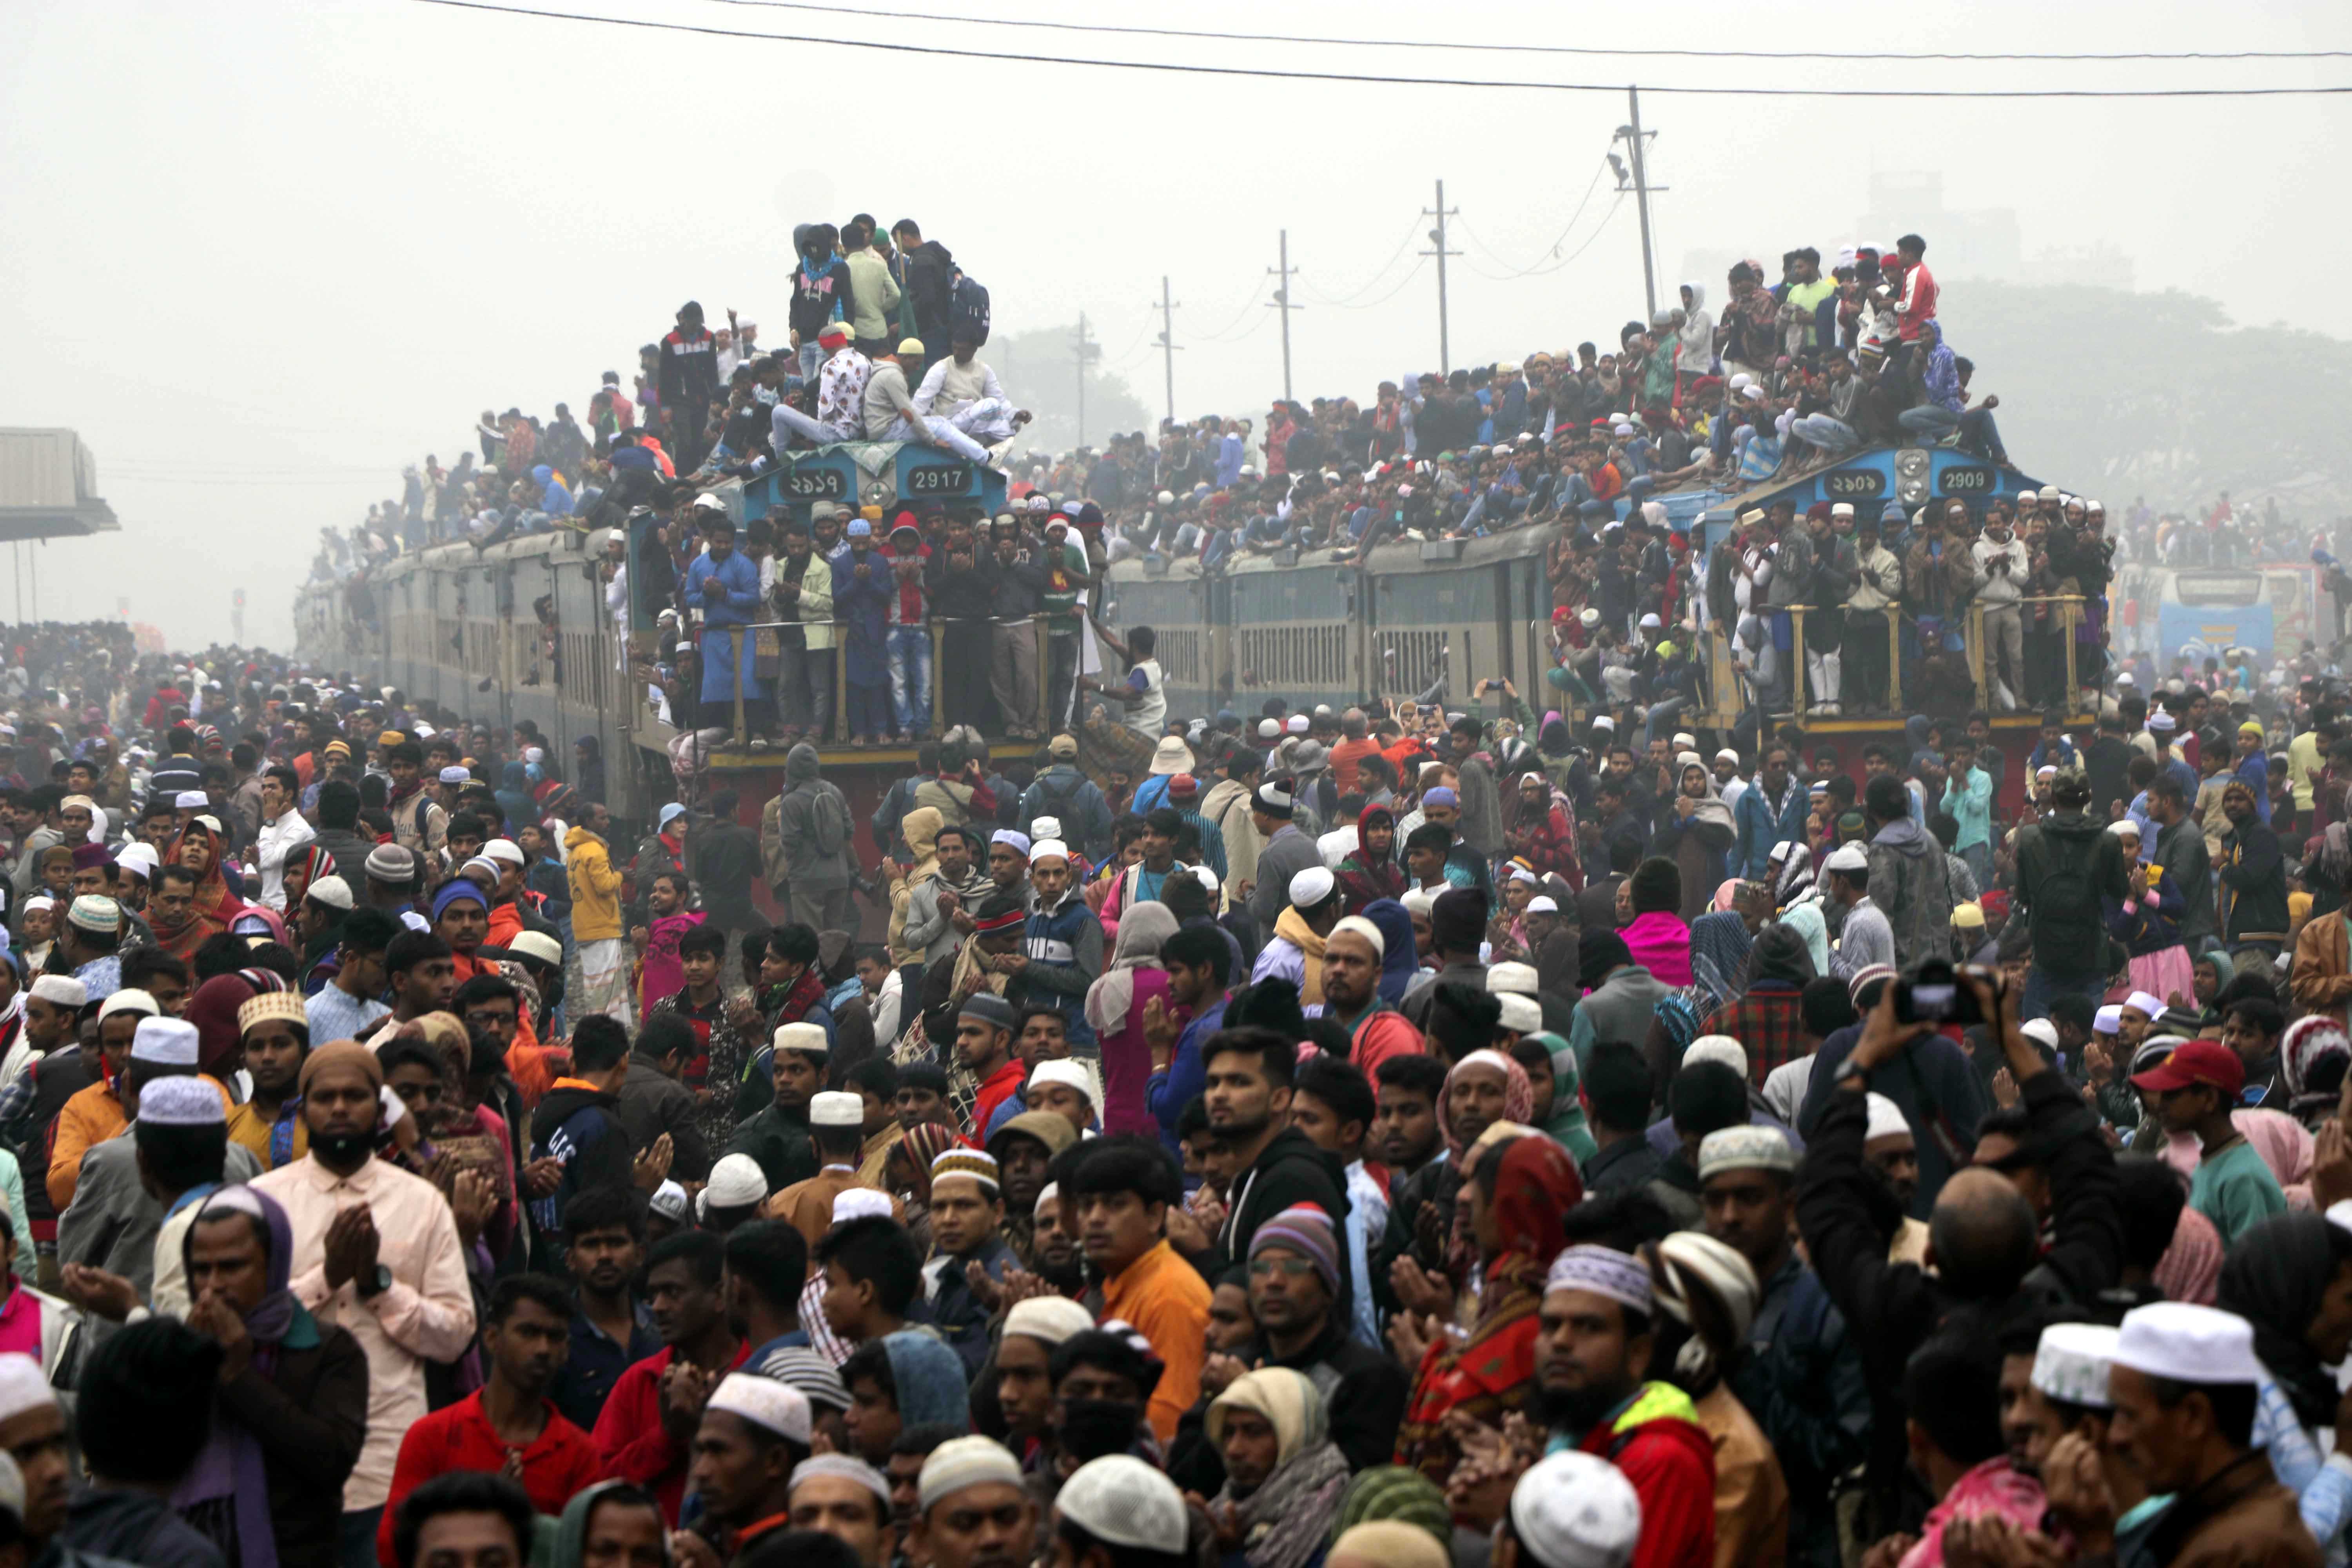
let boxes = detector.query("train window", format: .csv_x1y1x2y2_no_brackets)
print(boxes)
1382,629,1448,697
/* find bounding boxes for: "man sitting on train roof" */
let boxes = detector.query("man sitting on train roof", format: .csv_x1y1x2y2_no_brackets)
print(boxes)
861,339,993,462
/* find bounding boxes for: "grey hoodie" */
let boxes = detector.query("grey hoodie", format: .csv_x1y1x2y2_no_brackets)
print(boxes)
1864,816,1955,971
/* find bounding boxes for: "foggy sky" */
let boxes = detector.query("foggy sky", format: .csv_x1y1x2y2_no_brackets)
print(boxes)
3,0,2345,650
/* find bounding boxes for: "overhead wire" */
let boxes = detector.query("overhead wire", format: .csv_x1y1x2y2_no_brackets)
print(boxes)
405,2,2352,98
1451,158,1613,280
1190,278,1270,343
691,0,2352,64
1291,216,1423,307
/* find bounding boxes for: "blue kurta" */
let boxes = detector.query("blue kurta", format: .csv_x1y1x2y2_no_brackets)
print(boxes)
684,549,766,705
831,544,892,687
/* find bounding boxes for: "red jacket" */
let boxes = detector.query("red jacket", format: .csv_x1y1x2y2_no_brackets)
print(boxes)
1575,1383,1719,1568
377,1390,605,1564
592,1341,752,1524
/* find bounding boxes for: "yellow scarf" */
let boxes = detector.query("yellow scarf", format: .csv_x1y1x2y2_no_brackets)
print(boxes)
1274,906,1329,1005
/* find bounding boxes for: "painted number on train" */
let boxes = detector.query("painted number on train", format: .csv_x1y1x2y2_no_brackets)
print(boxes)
784,469,849,500
1939,466,1994,494
1824,470,1886,499
904,464,970,496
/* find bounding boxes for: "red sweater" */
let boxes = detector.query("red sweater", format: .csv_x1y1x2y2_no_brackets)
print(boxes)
376,1390,605,1565
592,1341,751,1523
1575,1386,1719,1568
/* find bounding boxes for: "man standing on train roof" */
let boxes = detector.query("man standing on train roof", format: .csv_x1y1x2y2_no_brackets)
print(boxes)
684,508,772,734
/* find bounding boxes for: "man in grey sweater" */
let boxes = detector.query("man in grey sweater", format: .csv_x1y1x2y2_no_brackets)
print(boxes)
1245,782,1323,947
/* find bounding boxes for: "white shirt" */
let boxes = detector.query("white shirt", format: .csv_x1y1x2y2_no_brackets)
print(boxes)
912,355,1006,417
255,808,317,912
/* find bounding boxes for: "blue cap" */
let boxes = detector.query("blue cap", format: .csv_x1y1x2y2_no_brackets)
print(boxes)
1880,501,1907,523
847,519,873,537
659,802,687,827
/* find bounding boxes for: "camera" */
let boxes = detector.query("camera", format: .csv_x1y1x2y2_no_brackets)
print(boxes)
1894,958,1993,1027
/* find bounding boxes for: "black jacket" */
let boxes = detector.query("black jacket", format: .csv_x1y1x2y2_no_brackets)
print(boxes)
2221,818,2292,944
530,1083,633,1232
2013,810,2131,979
615,1049,713,1182
1214,1127,1351,1300
211,1321,370,1568
902,241,957,338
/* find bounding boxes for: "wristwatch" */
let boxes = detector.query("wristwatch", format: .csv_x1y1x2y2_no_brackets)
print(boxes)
358,1264,392,1301
1833,1054,1871,1091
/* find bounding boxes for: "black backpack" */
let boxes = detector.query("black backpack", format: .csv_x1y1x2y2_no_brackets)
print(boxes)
951,272,991,345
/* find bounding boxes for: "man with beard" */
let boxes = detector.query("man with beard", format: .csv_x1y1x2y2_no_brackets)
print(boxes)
1027,1179,1087,1295
1171,1204,1406,1497
550,1186,660,1433
685,1374,814,1562
1697,1126,1868,1568
377,1275,604,1561
1204,1028,1350,1281
1529,1245,1717,1565
955,989,1028,1142
1318,916,1424,1082
986,1109,1076,1267
251,1041,477,1555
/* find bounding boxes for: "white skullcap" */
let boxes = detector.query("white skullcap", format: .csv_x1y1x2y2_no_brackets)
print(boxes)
1285,715,1310,734
172,791,207,809
1328,915,1385,958
832,1189,895,1224
1029,817,1064,841
650,1180,689,1222
1028,1059,1096,1104
791,1453,891,1507
306,875,354,911
2124,991,2166,1018
2033,1322,2121,1411
1003,1295,1098,1347
2094,1005,2123,1036
129,1016,200,1067
2020,1019,2061,1052
1029,839,1071,866
1191,863,1221,895
114,844,158,876
481,838,525,867
810,1091,864,1128
1715,748,1741,764
1496,994,1543,1034
1509,1451,1643,1568
96,988,156,1023
1823,843,1869,874
1288,866,1336,908
1526,896,1559,913
2112,1302,2264,1387
706,1372,812,1444
0,1356,55,1425
1400,887,1438,916
704,1153,768,1209
1057,1455,1190,1553
1034,1182,1060,1220
774,1020,830,1056
917,1436,1025,1512
27,976,83,1009
1508,865,1539,886
1697,1125,1796,1181
1683,1035,1747,1079
437,766,470,785
1864,1093,1911,1143
138,1076,224,1128
1486,962,1539,996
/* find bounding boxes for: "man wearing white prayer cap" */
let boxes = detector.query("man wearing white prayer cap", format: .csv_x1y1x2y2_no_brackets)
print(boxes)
1529,1244,1712,1563
790,1452,898,1567
1255,864,1343,1003
691,1372,813,1548
1495,1450,1643,1568
996,1295,1101,1451
911,1436,1033,1566
1022,1059,1096,1136
1993,1320,2124,1490
766,1091,904,1250
1054,1455,1190,1567
0,1357,66,1547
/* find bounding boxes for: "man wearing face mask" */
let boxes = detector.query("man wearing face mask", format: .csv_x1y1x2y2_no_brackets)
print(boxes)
252,1041,477,1559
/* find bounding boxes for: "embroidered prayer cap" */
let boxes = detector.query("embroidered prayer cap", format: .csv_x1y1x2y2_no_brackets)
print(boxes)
1683,1036,1747,1079
1508,1450,1643,1568
706,1372,811,1444
66,896,119,935
129,1015,200,1067
790,1453,889,1506
2032,1322,2121,1410
138,1075,224,1128
1543,1244,1655,1316
916,1436,1024,1513
238,989,310,1036
1055,1455,1189,1553
809,1090,863,1128
1697,1125,1795,1182
930,1148,1001,1195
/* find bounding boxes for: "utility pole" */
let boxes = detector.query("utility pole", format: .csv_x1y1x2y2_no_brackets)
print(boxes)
1421,180,1461,374
1266,232,1302,405
1072,313,1099,448
1154,276,1181,426
1623,87,1662,322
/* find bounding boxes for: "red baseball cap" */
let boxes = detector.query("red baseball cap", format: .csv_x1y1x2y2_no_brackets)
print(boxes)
2129,1038,2244,1098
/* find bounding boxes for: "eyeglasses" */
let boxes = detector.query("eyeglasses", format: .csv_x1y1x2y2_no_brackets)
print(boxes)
1248,1257,1317,1278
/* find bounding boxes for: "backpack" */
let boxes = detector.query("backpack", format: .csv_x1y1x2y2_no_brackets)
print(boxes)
2026,827,2110,970
951,272,990,345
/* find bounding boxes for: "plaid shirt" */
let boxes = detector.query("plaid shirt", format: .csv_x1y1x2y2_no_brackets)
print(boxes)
1700,982,1811,1084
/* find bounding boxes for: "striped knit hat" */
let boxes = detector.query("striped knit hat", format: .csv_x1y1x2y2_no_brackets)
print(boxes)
930,1148,1001,1195
1248,1203,1339,1295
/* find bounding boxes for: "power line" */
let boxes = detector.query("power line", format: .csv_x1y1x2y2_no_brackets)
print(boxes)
1451,158,1612,279
1293,216,1424,306
404,2,2352,97
1306,255,1431,312
1191,278,1270,343
695,0,2352,64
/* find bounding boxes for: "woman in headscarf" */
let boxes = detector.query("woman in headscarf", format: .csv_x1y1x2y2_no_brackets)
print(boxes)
887,805,944,980
1335,804,1407,916
1454,755,1506,863
1205,1369,1353,1568
176,1183,370,1568
1689,880,1760,1009
174,817,250,925
1085,902,1178,1138
1528,1032,1596,1163
495,761,536,836
1392,1129,1581,1486
2216,1211,2352,1559
1361,899,1420,1005
186,969,268,1082
2191,948,2234,1029
1621,857,1692,987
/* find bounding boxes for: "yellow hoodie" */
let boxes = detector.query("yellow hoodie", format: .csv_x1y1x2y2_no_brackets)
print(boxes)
565,824,626,942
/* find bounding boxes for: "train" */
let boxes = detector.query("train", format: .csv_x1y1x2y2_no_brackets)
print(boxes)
294,437,2073,829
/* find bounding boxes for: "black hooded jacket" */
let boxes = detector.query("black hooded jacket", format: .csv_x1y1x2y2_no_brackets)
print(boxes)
530,1080,632,1232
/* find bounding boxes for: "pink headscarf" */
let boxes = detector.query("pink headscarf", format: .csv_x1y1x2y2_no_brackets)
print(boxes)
2154,1204,2225,1305
2159,1108,2314,1208
1711,879,1743,913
